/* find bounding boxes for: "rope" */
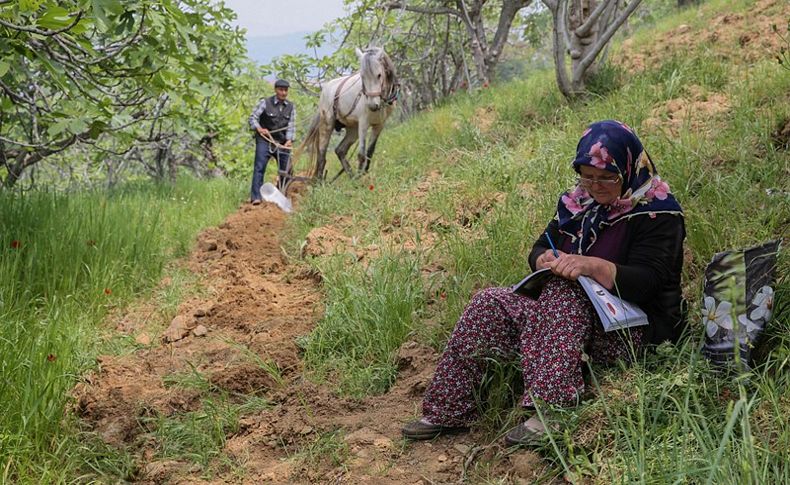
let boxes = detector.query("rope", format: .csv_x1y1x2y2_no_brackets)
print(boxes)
257,129,311,188
259,130,292,151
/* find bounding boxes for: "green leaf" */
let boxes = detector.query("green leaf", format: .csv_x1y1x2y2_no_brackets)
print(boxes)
110,113,132,128
47,120,70,137
189,80,214,97
18,0,43,13
69,118,88,133
66,13,91,35
88,119,108,139
37,7,73,30
0,61,9,78
91,0,122,30
115,10,136,34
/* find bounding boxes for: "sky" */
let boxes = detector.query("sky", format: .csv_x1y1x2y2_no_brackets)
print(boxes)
222,0,347,38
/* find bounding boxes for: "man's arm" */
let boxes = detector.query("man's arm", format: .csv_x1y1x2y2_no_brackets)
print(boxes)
249,98,267,131
285,104,296,142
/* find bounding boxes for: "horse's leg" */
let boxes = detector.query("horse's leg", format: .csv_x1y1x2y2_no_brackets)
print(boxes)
356,119,369,174
361,124,384,174
334,127,358,179
314,119,333,181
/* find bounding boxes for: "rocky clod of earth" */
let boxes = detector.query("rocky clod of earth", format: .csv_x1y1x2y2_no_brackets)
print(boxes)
162,315,194,342
134,332,151,345
198,238,218,252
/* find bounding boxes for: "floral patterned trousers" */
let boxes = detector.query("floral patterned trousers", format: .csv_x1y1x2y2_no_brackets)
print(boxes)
422,277,642,426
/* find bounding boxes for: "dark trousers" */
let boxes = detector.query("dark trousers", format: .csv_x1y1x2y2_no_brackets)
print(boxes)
250,136,291,201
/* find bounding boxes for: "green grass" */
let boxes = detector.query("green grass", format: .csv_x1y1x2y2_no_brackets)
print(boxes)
0,177,243,482
145,393,269,474
284,0,790,480
289,430,350,471
537,336,790,483
300,252,426,397
149,363,272,479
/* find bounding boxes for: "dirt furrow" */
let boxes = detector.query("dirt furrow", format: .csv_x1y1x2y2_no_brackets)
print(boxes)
73,201,542,484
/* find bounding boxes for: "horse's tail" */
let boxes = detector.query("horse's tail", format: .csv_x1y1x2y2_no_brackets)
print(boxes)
297,113,322,178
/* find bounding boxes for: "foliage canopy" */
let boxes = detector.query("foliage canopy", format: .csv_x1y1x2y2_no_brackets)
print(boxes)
0,0,247,188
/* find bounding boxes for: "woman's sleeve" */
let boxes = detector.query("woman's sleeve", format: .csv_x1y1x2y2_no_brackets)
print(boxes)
528,217,561,271
613,214,685,303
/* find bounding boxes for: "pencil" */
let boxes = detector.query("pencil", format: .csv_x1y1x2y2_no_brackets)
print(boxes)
545,231,559,258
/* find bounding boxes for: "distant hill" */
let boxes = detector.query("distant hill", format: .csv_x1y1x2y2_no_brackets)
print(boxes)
246,31,336,68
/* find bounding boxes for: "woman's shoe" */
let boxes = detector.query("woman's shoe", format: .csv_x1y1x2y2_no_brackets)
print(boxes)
504,415,547,446
401,418,468,440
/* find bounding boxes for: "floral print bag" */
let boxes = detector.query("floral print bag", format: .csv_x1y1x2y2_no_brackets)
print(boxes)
701,240,781,369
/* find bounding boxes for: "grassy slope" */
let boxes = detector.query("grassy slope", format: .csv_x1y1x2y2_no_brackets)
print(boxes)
286,0,789,481
0,178,244,482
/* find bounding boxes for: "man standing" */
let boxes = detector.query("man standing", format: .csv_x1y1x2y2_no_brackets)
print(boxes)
248,79,296,204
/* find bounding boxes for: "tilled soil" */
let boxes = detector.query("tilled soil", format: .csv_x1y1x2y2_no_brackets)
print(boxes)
73,201,544,484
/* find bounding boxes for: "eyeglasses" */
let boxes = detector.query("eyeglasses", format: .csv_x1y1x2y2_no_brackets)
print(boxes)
577,176,621,188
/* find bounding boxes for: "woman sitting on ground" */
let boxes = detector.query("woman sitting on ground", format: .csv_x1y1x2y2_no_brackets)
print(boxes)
402,120,686,445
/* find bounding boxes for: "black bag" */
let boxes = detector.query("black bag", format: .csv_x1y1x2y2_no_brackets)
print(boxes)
701,240,781,369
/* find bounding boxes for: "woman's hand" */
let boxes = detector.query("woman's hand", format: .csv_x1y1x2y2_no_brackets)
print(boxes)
547,254,617,289
535,249,565,270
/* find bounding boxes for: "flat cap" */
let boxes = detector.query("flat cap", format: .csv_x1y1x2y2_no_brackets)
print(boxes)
274,79,290,88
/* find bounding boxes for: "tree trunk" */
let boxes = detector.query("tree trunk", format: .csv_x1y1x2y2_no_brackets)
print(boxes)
167,140,177,185
3,161,23,189
200,133,217,177
545,0,643,98
2,135,79,189
484,0,532,81
154,142,167,181
454,0,533,85
456,0,490,84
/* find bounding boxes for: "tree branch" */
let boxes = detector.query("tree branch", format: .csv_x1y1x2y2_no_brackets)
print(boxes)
3,133,82,187
83,8,148,66
575,0,616,37
0,11,83,37
579,0,643,71
596,0,620,63
487,0,533,67
0,134,46,148
548,0,573,97
384,1,461,17
456,0,488,82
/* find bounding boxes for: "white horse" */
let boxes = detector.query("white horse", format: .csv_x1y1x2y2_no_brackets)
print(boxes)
302,47,398,180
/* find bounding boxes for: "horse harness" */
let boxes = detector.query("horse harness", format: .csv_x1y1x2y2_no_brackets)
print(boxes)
332,74,363,122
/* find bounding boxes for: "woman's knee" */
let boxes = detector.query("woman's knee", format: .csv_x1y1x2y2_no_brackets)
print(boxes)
538,277,593,316
450,287,519,342
469,287,502,306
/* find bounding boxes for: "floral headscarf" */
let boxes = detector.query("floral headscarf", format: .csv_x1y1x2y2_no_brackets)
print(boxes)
557,120,683,254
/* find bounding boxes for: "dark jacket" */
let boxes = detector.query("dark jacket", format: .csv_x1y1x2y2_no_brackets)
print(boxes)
258,95,293,143
248,96,296,143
